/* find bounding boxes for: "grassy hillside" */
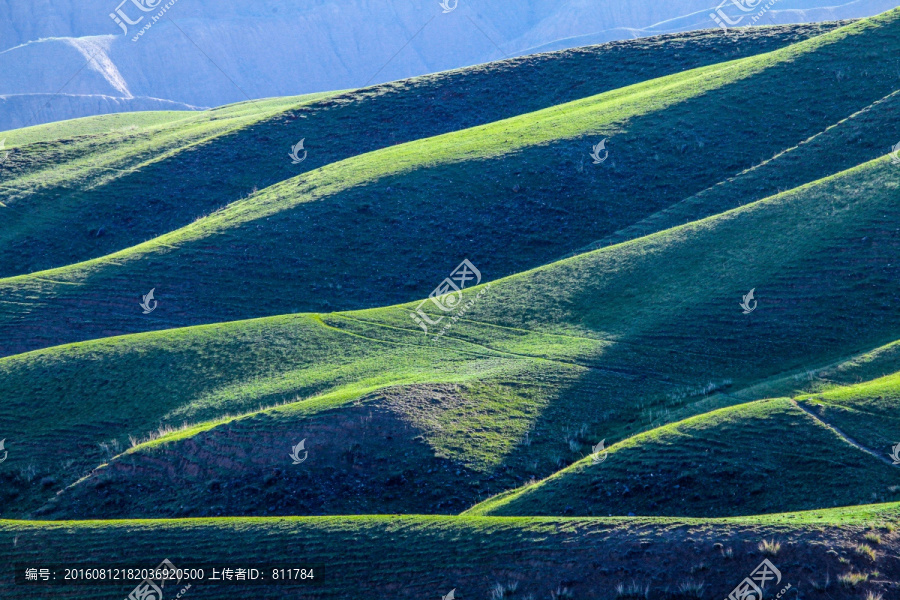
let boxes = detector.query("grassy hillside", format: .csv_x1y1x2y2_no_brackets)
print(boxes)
3,151,899,519
469,397,899,518
0,25,836,279
2,507,899,600
3,10,900,599
0,110,197,147
1,16,898,357
578,86,900,253
797,372,900,462
723,338,900,403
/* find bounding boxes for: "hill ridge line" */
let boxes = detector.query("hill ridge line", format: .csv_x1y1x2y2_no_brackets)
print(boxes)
791,398,897,468
567,85,900,258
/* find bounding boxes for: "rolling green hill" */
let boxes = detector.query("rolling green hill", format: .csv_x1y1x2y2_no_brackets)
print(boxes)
577,86,900,253
3,150,899,520
4,9,900,600
1,15,897,358
468,397,899,518
0,24,836,279
2,506,899,600
796,372,900,462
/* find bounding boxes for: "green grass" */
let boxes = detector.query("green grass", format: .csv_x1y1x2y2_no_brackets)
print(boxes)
2,146,899,518
721,338,900,403
1,502,899,599
2,13,900,597
0,25,835,279
0,110,198,147
794,371,900,460
577,85,900,254
0,16,892,357
467,398,900,517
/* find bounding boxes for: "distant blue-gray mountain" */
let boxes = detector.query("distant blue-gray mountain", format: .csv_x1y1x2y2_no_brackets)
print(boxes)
0,0,896,129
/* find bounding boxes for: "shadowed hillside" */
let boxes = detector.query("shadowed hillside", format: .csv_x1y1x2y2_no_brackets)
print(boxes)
2,151,898,519
1,16,898,357
0,24,837,278
2,508,900,599
3,7,900,599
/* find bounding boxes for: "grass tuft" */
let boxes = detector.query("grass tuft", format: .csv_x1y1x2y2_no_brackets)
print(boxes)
838,572,869,587
758,539,781,557
677,579,705,598
616,581,649,599
491,581,519,599
854,544,877,561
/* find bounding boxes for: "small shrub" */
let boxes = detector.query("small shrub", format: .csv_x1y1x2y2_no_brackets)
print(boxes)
854,544,877,561
864,592,883,600
490,581,519,600
864,532,881,545
677,579,705,598
758,539,781,557
837,572,869,587
551,586,573,599
615,581,649,599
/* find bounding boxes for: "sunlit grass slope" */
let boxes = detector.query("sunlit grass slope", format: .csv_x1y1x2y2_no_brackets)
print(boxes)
579,85,900,253
1,15,897,357
1,506,899,600
797,372,900,463
469,397,898,518
2,152,898,518
0,25,834,278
